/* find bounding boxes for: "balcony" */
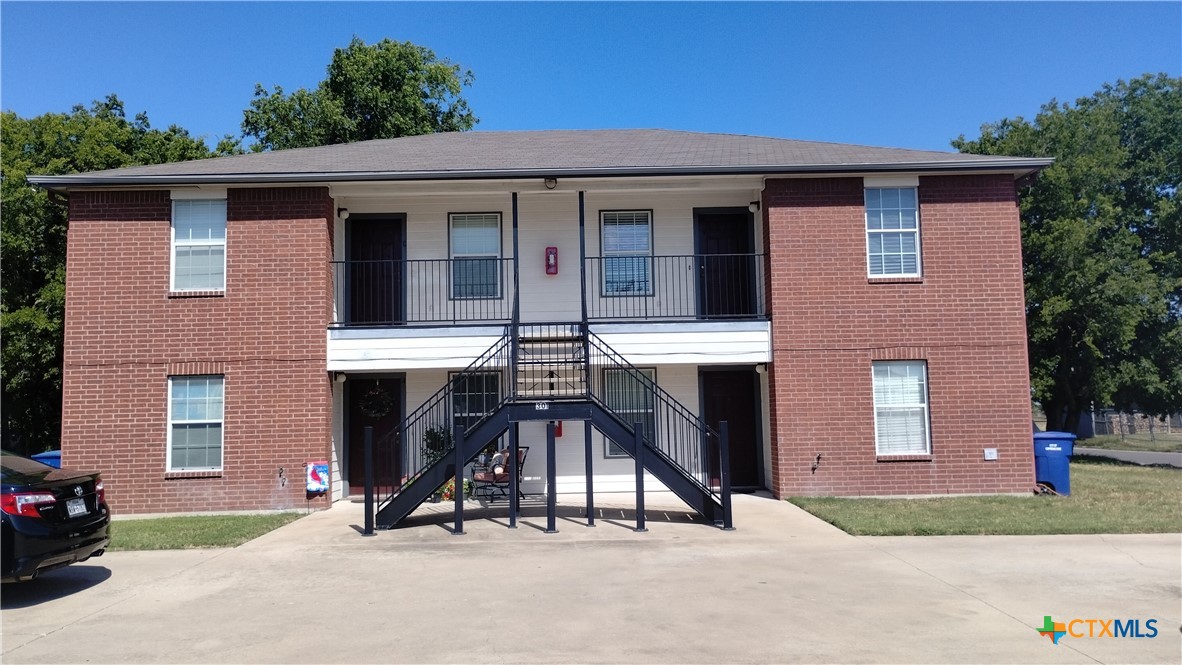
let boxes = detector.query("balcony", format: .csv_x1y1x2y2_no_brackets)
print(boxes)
330,254,766,327
584,254,767,322
330,258,514,327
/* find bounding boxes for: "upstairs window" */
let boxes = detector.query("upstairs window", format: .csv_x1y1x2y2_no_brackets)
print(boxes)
168,375,224,471
865,188,920,277
872,361,931,455
601,210,652,295
172,199,227,291
450,213,501,299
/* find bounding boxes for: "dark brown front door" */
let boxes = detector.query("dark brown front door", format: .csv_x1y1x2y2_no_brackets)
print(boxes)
346,377,404,494
702,369,762,490
695,209,756,318
348,215,404,325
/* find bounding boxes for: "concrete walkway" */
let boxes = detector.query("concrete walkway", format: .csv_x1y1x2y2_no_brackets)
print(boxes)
1075,446,1182,468
2,494,1179,664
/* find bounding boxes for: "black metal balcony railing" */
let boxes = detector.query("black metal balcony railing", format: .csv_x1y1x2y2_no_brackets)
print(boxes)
331,258,514,326
331,253,766,327
584,254,766,321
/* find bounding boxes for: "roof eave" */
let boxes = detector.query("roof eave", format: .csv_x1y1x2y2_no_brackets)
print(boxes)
26,158,1053,190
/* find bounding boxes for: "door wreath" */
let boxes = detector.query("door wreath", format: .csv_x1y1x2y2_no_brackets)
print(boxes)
359,383,396,419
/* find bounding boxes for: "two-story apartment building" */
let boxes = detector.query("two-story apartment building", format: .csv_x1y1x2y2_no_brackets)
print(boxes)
30,130,1049,524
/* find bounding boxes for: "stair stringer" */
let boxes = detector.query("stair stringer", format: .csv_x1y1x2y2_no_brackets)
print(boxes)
589,403,725,525
374,408,511,528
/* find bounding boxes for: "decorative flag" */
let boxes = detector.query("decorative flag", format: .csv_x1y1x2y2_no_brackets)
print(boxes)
306,460,329,493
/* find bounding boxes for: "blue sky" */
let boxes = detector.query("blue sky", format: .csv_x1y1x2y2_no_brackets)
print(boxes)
2,2,1179,152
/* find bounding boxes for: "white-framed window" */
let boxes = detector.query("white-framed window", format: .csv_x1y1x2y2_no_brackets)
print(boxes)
167,375,224,471
450,371,502,432
172,199,227,291
601,210,652,295
872,361,931,455
603,368,655,457
865,187,920,277
449,213,501,299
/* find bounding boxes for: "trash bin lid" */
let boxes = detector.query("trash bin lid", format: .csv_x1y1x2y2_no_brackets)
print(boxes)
1033,431,1077,441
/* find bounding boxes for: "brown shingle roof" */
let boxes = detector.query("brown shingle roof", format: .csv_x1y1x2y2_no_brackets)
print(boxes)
28,129,1050,187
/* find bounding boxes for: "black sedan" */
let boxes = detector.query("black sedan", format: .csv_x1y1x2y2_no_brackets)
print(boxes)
2,450,110,582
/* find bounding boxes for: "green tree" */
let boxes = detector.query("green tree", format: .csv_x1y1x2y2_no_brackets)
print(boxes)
1,96,225,454
953,74,1182,432
242,37,477,151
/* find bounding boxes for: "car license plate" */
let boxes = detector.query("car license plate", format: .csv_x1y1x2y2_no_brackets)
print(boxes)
66,497,88,518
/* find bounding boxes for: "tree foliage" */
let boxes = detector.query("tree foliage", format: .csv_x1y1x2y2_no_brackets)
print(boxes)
953,74,1182,431
1,96,225,454
242,37,477,151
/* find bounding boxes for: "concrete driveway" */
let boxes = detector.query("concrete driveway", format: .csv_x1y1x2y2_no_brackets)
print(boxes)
2,494,1179,664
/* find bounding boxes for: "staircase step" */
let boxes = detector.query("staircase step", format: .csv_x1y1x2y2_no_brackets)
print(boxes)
517,388,588,398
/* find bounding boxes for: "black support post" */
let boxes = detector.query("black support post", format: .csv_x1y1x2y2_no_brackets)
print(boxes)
584,420,595,526
578,191,588,324
508,423,519,529
363,426,374,536
545,421,557,533
453,424,465,535
510,192,520,400
634,421,647,532
511,192,521,326
719,420,735,530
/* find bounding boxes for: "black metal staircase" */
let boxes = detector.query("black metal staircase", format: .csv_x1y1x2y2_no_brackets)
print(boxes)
370,322,732,530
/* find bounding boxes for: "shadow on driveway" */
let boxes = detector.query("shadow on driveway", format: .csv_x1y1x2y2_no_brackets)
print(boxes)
1,565,112,609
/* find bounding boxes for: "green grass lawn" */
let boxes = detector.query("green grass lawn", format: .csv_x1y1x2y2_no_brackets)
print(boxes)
109,512,305,551
1078,433,1182,453
788,459,1182,536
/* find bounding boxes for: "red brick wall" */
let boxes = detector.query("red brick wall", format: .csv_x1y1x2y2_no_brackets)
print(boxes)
763,175,1034,496
61,187,336,514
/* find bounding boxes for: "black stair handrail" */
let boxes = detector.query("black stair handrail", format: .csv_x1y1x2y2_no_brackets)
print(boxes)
585,331,724,500
372,329,513,511
371,320,724,517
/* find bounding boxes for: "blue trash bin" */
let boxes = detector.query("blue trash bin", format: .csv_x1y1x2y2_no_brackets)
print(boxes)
1033,432,1075,495
30,450,61,468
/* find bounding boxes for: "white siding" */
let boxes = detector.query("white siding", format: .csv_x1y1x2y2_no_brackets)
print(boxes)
327,327,504,371
516,192,584,322
331,381,345,501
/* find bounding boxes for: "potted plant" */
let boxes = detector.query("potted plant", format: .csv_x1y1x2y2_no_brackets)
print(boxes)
421,424,452,466
439,478,473,502
422,424,452,502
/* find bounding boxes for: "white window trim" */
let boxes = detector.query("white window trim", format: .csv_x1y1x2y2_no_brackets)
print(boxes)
170,199,227,292
448,212,502,300
600,209,654,297
864,187,922,279
166,375,225,472
603,367,656,458
871,361,932,456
